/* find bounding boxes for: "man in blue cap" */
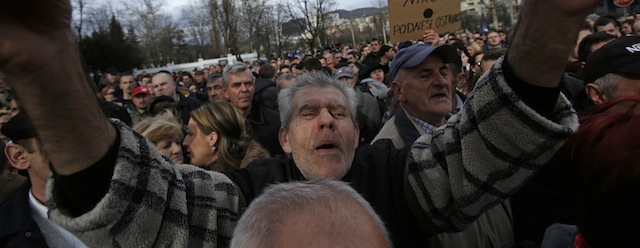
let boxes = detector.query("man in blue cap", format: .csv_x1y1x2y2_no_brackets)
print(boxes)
0,0,597,247
373,43,514,247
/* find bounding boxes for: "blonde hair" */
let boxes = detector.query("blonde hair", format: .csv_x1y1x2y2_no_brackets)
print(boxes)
133,118,183,145
190,102,268,171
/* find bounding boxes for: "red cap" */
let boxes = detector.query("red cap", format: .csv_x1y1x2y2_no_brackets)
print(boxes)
132,86,150,97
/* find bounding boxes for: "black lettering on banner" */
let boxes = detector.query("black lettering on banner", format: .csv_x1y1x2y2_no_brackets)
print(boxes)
393,19,434,35
435,13,461,28
403,0,438,8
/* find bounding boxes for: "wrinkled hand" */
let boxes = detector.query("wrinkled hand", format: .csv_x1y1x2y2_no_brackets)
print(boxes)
0,0,72,76
422,30,443,46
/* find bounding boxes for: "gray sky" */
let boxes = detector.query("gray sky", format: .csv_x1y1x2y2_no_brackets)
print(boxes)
161,0,381,11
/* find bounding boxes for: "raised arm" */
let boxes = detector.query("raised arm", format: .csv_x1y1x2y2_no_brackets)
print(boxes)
404,0,600,233
0,0,114,175
0,2,241,247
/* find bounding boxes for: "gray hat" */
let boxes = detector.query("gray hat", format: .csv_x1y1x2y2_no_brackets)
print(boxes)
388,44,458,80
335,66,356,79
586,13,600,22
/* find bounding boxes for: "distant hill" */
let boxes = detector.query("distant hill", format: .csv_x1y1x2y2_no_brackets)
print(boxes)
281,6,387,36
331,7,386,19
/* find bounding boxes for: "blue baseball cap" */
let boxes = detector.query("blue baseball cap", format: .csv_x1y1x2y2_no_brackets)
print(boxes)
388,44,459,80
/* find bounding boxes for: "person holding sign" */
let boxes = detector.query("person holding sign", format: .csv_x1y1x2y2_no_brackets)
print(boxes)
0,0,598,247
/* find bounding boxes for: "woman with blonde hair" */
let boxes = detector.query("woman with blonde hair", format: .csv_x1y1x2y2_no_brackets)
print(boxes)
184,102,270,171
133,118,184,164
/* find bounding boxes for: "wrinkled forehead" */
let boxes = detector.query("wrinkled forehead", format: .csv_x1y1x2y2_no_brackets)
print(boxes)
291,86,349,110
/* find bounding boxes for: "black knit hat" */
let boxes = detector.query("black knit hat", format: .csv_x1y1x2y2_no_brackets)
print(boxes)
584,36,640,84
1,113,37,141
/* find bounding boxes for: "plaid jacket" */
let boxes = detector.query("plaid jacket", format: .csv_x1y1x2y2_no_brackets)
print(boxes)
46,57,578,247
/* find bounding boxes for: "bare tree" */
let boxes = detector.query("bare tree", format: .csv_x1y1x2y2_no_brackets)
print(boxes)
211,0,239,55
123,0,180,67
238,0,269,57
181,0,215,59
280,0,336,50
72,0,92,39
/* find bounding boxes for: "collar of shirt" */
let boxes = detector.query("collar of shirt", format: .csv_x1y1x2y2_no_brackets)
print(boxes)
409,115,438,134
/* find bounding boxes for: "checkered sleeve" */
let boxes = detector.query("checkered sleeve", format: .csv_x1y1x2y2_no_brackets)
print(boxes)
48,120,241,247
405,57,579,233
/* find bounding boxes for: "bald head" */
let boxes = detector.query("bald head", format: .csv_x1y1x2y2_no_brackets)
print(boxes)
151,72,177,98
231,180,391,248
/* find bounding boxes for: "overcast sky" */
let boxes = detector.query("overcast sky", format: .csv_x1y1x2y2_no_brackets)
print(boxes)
160,0,382,12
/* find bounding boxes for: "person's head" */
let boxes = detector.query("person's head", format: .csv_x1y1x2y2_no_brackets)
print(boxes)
1,113,50,202
594,16,622,37
571,23,594,61
101,86,116,102
132,86,151,112
621,19,635,35
258,64,277,80
585,13,600,28
583,36,640,105
194,70,206,84
369,38,381,53
277,72,358,180
379,45,396,60
322,52,334,66
335,66,357,88
480,48,506,74
133,119,183,164
119,74,136,97
149,96,180,122
151,72,177,98
302,58,323,73
346,51,358,63
182,73,193,85
206,73,226,103
633,20,640,36
466,41,482,57
140,74,152,88
276,73,297,93
184,102,253,171
362,45,371,55
486,30,502,47
558,96,640,248
367,64,388,83
389,44,459,126
577,32,616,64
230,180,391,248
105,68,118,84
279,66,291,75
222,63,255,116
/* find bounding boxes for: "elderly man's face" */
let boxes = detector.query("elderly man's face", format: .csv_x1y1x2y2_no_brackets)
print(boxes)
207,78,227,103
224,71,255,114
279,86,359,180
393,55,452,126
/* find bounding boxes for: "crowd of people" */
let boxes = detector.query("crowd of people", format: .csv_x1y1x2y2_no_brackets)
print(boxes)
1,0,639,247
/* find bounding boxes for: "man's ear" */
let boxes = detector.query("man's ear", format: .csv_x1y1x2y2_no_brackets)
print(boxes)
391,81,405,102
278,127,292,154
5,144,29,170
223,87,229,99
585,83,607,105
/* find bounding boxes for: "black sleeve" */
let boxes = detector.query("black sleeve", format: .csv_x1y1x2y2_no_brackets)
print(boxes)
502,57,562,119
52,127,119,217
